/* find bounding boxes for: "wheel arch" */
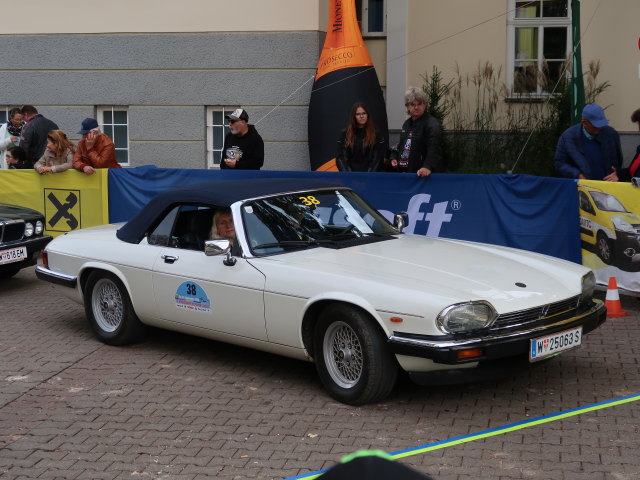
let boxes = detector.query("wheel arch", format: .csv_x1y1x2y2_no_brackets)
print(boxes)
78,263,133,301
301,294,389,360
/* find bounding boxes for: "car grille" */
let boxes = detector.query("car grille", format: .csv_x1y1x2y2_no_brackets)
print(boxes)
0,221,25,243
489,295,582,332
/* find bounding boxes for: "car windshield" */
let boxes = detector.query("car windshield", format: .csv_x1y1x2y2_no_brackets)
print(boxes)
241,189,397,255
590,191,627,213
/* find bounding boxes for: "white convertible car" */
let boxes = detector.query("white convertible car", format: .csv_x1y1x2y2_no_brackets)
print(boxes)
36,179,606,405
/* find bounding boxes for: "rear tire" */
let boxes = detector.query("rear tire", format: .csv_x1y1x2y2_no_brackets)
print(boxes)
84,271,147,345
314,304,397,405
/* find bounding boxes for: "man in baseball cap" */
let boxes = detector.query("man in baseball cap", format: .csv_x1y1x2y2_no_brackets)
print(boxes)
554,104,623,181
221,108,264,170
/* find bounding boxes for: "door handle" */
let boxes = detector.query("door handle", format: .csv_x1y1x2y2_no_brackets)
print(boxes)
161,254,178,264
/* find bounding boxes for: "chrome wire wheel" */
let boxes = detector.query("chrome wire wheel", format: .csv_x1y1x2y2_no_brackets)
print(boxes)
322,320,364,388
91,278,124,333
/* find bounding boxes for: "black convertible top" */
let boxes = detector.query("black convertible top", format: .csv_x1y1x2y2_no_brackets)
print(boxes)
116,177,343,244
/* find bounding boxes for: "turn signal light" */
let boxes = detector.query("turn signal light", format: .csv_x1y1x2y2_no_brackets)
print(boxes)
456,348,484,360
41,251,48,267
390,317,403,323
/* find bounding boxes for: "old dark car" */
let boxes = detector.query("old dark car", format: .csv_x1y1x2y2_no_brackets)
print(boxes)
0,203,51,279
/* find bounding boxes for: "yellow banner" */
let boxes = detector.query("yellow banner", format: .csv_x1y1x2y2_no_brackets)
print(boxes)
578,180,640,292
0,169,109,238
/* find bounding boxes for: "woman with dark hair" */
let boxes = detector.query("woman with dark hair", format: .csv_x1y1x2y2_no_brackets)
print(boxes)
34,129,75,174
336,102,385,172
5,146,30,169
622,108,640,181
0,108,25,169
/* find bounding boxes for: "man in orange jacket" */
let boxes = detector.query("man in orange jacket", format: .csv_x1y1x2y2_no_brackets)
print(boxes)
73,118,121,175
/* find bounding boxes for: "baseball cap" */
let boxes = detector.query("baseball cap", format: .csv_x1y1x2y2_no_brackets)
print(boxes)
78,117,99,134
582,104,608,128
225,108,249,122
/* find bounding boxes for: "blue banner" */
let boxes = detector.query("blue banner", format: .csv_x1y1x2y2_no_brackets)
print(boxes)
108,166,581,263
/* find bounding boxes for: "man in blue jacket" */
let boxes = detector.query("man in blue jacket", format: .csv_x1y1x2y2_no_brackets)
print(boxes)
554,104,623,181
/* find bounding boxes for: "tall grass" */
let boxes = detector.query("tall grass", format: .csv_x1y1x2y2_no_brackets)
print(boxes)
422,60,609,176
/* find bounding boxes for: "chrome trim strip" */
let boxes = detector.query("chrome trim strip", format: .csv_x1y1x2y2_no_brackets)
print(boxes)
389,301,605,349
35,265,77,288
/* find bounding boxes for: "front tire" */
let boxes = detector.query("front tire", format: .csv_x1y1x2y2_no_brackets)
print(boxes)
596,232,614,265
314,304,397,405
84,271,147,345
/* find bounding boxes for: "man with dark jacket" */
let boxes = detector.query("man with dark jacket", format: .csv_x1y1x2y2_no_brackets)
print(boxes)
220,109,264,170
554,104,623,181
19,105,59,166
389,87,442,177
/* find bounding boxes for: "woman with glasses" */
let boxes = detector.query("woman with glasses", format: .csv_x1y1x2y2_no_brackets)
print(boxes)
389,87,442,177
0,108,25,169
336,102,385,172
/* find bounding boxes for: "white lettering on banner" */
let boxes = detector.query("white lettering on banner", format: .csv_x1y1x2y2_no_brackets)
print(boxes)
378,193,457,237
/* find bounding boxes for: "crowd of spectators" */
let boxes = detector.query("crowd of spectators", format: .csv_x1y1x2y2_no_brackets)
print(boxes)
1,105,121,174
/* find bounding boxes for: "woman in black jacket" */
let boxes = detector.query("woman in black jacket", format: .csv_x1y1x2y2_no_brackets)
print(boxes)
336,102,385,172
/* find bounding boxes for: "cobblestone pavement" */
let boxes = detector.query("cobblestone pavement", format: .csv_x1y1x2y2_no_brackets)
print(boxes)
1,266,639,480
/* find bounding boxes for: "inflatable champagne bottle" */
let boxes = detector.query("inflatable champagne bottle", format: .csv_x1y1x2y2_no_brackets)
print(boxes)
308,0,388,171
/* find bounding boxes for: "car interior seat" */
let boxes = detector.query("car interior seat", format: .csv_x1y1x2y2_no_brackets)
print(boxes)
178,209,214,251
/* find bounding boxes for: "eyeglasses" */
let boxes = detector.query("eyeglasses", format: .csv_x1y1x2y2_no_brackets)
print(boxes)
228,119,238,124
406,102,425,109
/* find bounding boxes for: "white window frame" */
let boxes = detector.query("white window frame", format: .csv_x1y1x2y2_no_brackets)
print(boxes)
358,0,386,37
96,106,130,166
206,106,237,169
507,0,572,98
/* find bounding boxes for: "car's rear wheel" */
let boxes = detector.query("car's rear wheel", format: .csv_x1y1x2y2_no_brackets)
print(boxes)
596,232,614,264
84,271,147,345
314,304,397,405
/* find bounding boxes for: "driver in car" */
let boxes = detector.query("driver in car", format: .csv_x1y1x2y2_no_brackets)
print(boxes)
210,209,236,246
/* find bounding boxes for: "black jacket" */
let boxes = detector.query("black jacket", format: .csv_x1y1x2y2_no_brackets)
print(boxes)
336,128,385,172
20,114,59,166
220,125,264,170
390,113,442,173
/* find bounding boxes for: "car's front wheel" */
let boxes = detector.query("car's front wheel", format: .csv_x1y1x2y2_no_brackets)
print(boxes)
314,304,397,405
84,271,147,345
596,232,614,264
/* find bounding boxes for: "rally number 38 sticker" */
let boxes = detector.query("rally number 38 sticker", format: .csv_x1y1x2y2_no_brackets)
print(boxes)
175,281,211,313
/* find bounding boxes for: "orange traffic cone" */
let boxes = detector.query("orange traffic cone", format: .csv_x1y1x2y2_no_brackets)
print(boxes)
605,277,628,318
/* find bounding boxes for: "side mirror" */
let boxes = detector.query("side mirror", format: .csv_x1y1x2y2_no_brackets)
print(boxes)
393,212,408,232
204,239,236,266
631,177,640,188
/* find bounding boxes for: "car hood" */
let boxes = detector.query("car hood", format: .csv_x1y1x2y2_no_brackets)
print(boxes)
255,234,588,314
0,203,44,220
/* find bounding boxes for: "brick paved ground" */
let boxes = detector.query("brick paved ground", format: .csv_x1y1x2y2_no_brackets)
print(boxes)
1,266,639,480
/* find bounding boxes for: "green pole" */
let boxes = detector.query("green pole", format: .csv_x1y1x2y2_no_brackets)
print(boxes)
570,0,585,124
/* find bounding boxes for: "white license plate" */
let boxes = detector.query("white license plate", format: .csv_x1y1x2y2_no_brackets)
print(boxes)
529,326,582,362
0,246,28,265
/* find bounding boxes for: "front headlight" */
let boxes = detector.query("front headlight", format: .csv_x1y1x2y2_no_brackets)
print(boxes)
611,216,634,233
580,271,596,306
436,301,497,334
35,220,44,235
24,222,34,237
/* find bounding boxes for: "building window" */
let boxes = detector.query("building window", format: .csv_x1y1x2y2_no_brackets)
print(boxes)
356,0,386,36
0,107,8,124
206,106,236,169
97,106,129,165
507,0,571,97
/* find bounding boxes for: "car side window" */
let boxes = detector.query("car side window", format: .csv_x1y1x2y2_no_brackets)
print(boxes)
171,205,215,251
148,206,180,247
579,192,595,215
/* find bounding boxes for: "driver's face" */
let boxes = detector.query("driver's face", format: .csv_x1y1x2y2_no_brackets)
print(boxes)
216,212,235,239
